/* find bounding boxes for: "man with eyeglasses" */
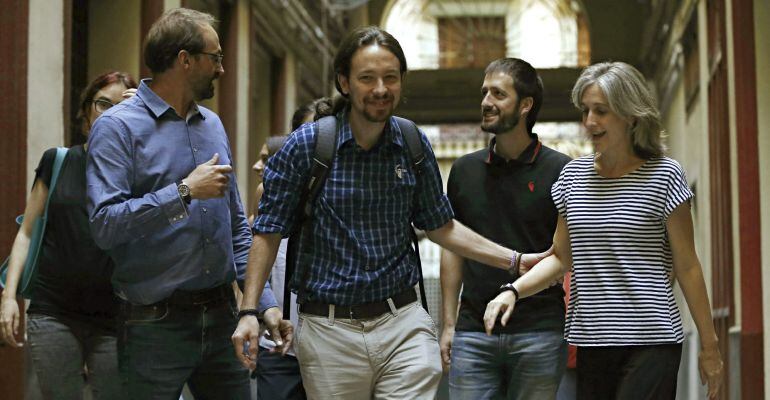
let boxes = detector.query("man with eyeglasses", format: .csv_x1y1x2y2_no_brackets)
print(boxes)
86,8,288,399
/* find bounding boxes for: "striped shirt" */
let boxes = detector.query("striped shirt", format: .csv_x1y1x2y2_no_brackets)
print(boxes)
551,155,693,346
253,111,454,306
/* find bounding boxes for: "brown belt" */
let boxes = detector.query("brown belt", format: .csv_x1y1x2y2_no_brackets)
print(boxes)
299,288,417,319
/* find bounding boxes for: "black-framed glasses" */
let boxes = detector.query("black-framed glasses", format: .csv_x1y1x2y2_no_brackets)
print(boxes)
198,51,224,65
92,99,116,114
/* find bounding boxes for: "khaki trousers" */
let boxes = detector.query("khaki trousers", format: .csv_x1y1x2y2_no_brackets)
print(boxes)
294,300,442,399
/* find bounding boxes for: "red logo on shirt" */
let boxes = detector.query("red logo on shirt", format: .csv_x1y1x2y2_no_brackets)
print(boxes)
528,181,535,192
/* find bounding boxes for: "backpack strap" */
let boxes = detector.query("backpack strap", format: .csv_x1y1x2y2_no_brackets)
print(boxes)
392,117,431,313
304,116,337,216
394,116,425,174
284,116,338,319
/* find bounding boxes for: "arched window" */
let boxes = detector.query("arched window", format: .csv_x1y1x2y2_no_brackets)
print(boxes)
382,0,590,70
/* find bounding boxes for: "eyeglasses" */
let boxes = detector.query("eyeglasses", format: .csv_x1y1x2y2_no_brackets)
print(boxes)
92,99,116,114
198,51,224,66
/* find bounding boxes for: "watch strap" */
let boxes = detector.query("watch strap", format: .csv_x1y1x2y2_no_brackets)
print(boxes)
499,283,520,303
237,308,262,320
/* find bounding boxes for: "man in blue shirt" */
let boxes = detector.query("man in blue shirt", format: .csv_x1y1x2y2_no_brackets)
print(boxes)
87,9,287,399
232,26,544,399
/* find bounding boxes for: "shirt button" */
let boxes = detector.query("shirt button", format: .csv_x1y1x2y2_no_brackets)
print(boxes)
202,207,207,213
205,269,210,274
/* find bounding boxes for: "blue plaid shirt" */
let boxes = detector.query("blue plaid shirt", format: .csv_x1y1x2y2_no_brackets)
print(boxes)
253,111,454,305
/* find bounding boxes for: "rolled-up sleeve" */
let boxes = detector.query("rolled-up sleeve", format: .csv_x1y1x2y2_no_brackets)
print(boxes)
86,116,189,250
257,282,279,312
253,125,314,237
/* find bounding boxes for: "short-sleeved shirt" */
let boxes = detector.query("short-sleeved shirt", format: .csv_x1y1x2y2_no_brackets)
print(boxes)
253,111,454,305
551,155,693,346
448,136,570,334
27,145,118,327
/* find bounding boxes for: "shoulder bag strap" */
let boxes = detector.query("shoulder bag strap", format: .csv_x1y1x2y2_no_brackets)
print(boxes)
42,147,68,218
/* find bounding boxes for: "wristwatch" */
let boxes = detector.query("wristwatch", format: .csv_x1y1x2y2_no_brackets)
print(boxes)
177,180,192,204
499,283,520,303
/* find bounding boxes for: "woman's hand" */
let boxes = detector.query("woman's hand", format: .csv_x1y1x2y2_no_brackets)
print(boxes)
483,290,517,335
0,296,23,347
122,88,137,99
698,345,724,399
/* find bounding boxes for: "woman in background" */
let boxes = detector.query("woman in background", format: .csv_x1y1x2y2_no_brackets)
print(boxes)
0,71,137,400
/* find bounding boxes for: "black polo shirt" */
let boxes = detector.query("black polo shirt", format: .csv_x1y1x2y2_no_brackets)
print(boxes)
447,134,570,334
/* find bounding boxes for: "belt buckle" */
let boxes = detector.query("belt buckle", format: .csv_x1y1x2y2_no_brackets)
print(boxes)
191,295,208,305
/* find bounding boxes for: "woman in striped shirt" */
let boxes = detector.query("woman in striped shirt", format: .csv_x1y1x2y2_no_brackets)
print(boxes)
483,62,723,400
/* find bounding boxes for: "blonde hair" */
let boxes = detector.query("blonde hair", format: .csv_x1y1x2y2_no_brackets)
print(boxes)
571,62,666,159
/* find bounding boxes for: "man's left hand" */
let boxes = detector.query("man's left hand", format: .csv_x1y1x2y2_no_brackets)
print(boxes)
263,307,294,356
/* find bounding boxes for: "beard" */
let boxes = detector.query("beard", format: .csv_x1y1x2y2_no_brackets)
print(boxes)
361,93,397,123
194,76,217,101
480,99,521,134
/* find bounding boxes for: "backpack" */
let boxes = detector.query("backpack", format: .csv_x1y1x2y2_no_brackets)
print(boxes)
283,115,430,319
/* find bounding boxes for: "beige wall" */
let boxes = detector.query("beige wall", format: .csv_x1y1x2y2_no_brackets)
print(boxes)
661,63,707,399
282,54,298,134
247,43,273,214
755,0,770,396
88,1,141,82
165,0,182,10
27,0,65,189
234,0,251,205
661,0,713,332
724,0,744,331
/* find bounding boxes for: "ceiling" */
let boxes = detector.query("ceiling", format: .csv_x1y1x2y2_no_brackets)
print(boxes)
365,0,650,125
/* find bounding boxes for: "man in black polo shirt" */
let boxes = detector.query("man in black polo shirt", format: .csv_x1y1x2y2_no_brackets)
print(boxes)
440,58,571,399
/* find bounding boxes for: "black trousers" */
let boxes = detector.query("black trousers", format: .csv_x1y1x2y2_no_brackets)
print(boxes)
577,343,682,400
256,346,307,400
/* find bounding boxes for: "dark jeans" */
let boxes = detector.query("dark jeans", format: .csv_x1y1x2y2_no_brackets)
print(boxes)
576,344,682,400
27,313,123,400
448,330,567,400
117,294,249,400
256,346,306,400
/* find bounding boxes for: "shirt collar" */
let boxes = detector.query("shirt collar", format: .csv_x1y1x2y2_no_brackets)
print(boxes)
336,109,404,151
137,79,204,121
486,133,542,165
